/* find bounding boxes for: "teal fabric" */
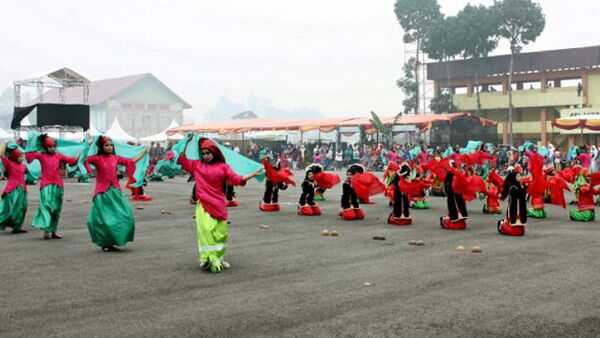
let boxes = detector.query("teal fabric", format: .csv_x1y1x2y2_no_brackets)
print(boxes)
538,146,550,157
568,146,579,161
518,141,535,152
171,134,265,182
466,140,483,151
442,147,453,158
409,146,421,159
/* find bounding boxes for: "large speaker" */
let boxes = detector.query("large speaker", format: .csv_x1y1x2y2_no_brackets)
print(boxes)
12,104,90,130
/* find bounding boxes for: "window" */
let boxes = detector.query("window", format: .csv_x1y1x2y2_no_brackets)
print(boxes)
134,103,145,110
147,103,157,110
159,103,170,110
121,102,132,109
142,115,152,127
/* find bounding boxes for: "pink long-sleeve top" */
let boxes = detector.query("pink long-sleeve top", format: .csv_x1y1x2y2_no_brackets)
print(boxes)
25,152,78,189
1,157,27,195
178,154,246,221
84,154,135,197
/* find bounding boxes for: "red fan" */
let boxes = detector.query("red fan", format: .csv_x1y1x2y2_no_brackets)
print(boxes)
422,158,449,181
452,171,485,202
262,159,296,186
313,172,341,189
352,172,386,201
547,176,570,209
487,170,504,190
399,177,433,197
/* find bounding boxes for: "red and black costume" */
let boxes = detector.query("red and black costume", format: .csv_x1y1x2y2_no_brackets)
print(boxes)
298,167,321,216
387,163,412,225
309,164,341,201
339,164,367,220
497,167,527,236
261,158,295,212
440,164,469,230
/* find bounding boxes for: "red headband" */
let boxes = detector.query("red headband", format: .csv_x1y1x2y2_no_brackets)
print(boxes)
100,136,111,145
43,137,56,148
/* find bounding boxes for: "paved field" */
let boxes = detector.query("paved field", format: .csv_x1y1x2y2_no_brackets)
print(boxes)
1,173,600,337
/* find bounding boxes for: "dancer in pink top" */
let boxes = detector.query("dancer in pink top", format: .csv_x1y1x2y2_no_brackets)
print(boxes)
178,135,262,273
25,134,79,240
84,136,146,252
0,142,28,234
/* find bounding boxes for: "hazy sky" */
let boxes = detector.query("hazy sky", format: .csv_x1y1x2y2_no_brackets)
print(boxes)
0,0,598,121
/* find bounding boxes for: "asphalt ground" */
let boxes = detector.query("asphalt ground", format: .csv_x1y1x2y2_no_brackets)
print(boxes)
1,172,600,337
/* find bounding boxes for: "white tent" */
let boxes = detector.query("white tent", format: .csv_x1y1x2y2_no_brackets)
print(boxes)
104,118,136,142
0,126,12,140
139,118,183,142
88,124,102,136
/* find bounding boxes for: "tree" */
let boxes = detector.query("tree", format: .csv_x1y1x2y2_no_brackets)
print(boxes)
457,4,500,115
493,0,545,145
422,15,463,112
396,57,419,115
369,111,393,147
429,93,457,114
394,0,442,114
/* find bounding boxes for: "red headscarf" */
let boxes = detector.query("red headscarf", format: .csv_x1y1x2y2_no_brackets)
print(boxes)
43,136,56,149
199,138,225,163
8,148,22,162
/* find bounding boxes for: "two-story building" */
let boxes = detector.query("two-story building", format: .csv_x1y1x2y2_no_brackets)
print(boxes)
35,73,192,138
427,45,600,147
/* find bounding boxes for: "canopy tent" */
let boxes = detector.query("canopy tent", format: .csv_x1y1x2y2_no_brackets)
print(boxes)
89,124,102,136
104,118,136,142
139,118,184,142
0,126,12,140
166,113,497,136
551,115,600,131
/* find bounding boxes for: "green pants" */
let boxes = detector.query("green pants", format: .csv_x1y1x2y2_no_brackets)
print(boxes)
528,208,547,219
570,210,595,222
0,186,27,231
195,203,228,273
32,184,63,233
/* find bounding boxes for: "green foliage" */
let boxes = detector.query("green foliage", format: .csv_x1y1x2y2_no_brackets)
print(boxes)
429,93,457,114
457,4,499,59
422,16,462,62
369,111,392,146
394,0,442,45
493,0,546,54
396,57,419,115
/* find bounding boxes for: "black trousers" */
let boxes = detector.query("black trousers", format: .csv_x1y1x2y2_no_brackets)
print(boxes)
447,191,468,221
263,181,279,203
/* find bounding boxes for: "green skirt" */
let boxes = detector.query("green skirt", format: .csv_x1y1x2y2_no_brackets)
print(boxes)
195,203,228,273
527,209,547,218
0,186,27,231
32,184,63,233
314,194,325,201
87,186,135,247
412,200,430,209
570,210,595,222
148,174,164,182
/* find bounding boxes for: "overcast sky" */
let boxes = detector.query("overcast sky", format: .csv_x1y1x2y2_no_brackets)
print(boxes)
0,0,598,121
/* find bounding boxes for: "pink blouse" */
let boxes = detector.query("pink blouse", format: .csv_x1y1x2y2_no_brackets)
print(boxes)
178,155,246,220
25,152,78,189
84,155,135,197
1,157,27,195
